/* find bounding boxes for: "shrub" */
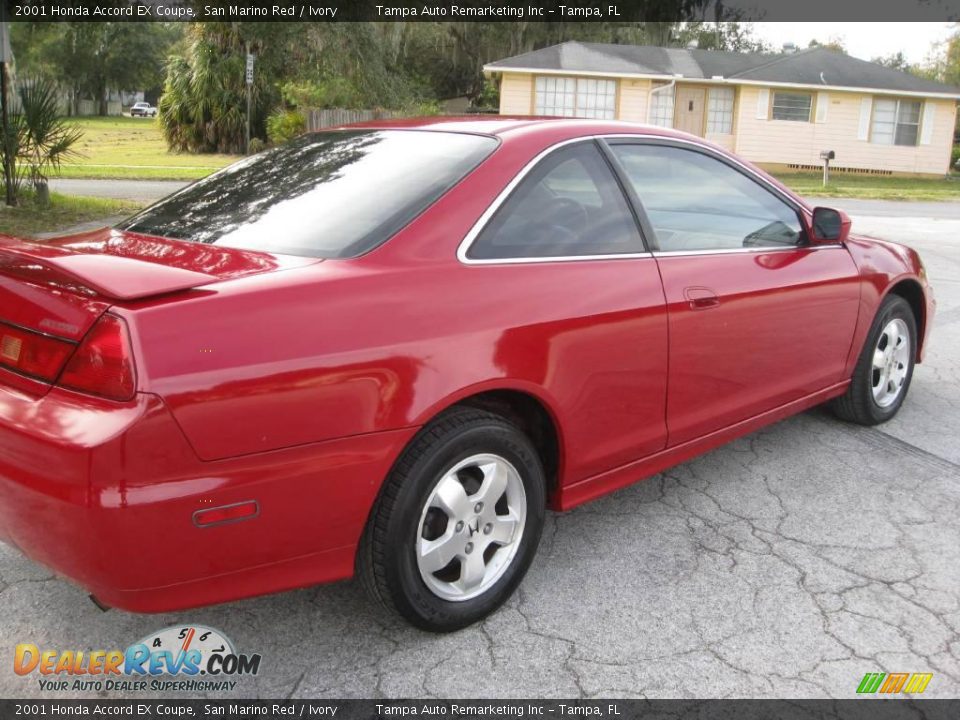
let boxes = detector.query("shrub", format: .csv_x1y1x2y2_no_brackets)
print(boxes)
2,79,82,206
266,109,306,145
248,137,268,155
952,144,959,171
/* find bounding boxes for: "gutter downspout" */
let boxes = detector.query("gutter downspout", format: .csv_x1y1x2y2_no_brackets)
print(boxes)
648,77,678,125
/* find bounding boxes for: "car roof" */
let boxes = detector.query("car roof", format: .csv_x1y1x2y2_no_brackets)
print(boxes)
331,115,687,141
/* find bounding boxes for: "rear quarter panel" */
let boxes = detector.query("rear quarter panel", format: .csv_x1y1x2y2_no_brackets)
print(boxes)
119,130,670,487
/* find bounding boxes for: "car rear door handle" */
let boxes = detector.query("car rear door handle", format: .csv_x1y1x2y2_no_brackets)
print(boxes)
684,286,720,310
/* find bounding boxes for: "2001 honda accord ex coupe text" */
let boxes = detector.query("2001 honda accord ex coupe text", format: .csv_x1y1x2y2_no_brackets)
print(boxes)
0,118,935,631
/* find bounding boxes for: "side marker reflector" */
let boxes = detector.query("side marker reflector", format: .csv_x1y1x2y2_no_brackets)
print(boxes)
193,500,259,528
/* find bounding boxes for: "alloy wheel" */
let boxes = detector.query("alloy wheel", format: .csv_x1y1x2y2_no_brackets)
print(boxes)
871,318,911,408
416,453,527,602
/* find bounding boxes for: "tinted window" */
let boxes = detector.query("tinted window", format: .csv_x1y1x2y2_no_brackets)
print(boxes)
611,144,803,252
118,130,497,258
467,142,643,260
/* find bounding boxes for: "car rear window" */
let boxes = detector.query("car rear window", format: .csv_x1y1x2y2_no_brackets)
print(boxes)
117,130,497,258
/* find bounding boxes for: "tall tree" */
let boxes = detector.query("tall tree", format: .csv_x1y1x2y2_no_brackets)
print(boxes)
10,22,179,114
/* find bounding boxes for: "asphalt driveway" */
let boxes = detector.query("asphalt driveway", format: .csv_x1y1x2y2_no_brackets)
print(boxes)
2,200,959,700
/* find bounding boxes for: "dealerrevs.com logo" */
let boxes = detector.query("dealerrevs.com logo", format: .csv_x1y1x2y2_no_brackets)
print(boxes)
14,625,261,693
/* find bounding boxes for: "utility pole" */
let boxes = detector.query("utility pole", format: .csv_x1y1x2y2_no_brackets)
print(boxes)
0,12,13,206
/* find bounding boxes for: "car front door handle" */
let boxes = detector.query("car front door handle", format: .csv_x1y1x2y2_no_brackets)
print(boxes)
684,286,720,310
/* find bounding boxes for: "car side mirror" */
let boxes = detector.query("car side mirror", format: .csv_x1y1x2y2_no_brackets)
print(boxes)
809,207,851,245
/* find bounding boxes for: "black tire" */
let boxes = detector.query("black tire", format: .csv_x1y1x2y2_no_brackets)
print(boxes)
832,294,916,425
358,407,546,632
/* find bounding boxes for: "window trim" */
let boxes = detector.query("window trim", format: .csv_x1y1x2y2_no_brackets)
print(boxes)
769,91,814,123
456,134,831,265
533,75,619,120
869,97,923,147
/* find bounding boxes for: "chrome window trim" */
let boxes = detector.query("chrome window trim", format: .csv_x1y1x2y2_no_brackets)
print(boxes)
456,133,816,266
652,245,843,258
461,252,656,266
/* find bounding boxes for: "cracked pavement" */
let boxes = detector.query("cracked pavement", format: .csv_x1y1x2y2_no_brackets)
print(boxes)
2,199,959,700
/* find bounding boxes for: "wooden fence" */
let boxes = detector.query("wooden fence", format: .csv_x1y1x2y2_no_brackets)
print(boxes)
305,108,407,131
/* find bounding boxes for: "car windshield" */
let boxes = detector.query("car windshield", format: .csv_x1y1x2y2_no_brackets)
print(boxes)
118,130,498,258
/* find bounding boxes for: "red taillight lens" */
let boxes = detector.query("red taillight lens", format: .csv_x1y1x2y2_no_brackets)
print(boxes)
0,321,76,382
58,314,137,401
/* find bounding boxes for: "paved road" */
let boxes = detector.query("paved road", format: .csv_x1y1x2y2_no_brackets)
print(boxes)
2,201,959,700
49,178,188,203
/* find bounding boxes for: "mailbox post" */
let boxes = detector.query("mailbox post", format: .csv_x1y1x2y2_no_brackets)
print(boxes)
820,150,835,187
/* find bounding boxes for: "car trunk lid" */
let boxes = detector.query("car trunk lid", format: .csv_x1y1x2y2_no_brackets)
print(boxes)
0,228,317,395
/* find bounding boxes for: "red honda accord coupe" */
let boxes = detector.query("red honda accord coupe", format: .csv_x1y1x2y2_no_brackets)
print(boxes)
0,118,934,631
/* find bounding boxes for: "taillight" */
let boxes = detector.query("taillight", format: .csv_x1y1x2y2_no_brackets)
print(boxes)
0,321,76,382
58,314,137,401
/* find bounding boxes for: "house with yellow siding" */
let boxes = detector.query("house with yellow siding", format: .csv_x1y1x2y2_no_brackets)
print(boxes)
485,42,960,176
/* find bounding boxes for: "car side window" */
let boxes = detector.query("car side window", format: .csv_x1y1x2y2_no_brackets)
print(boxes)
467,142,644,260
610,144,804,252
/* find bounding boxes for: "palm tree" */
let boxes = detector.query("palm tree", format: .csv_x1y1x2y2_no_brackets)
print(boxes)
15,79,82,205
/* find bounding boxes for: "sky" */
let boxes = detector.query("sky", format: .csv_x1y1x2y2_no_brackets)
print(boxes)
750,22,956,64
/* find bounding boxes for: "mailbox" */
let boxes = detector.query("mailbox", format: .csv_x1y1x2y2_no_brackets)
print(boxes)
819,150,835,186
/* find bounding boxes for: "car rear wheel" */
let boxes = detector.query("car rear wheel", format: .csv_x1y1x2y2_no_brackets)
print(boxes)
832,294,916,425
358,408,545,632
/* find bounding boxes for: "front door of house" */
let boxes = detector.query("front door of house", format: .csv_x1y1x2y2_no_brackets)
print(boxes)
675,87,705,136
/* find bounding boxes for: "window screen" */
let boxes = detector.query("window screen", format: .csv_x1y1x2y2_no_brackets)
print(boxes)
871,99,921,146
771,92,812,122
649,83,675,127
535,76,617,120
707,88,735,133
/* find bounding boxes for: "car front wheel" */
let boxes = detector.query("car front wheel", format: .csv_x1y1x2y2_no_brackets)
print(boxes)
832,294,917,425
358,408,546,632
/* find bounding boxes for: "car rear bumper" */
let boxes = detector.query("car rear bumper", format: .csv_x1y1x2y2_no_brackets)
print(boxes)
0,385,417,612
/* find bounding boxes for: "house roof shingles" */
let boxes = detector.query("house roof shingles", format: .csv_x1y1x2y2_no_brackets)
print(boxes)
486,41,960,96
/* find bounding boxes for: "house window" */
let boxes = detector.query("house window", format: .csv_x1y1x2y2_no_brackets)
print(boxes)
871,99,922,146
534,76,616,120
706,88,735,133
771,92,812,122
649,82,675,127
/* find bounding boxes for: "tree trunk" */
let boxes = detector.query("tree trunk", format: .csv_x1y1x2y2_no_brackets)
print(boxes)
35,180,50,207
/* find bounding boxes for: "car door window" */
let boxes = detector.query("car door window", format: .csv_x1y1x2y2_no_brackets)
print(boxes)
467,142,644,260
610,144,804,252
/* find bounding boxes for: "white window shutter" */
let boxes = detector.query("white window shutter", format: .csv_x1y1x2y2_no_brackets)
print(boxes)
857,97,872,140
756,88,769,119
815,92,829,123
920,102,935,145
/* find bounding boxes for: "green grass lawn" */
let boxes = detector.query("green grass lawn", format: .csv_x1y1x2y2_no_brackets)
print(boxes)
58,116,241,181
0,190,143,238
773,172,960,202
